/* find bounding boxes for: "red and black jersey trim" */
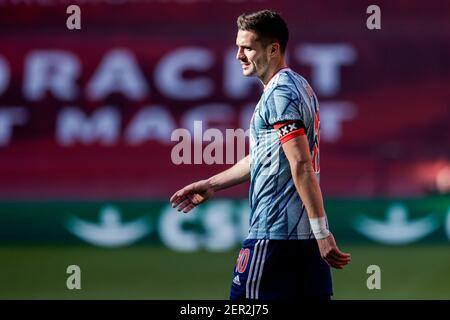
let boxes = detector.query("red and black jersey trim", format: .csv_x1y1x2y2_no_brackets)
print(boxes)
273,120,306,144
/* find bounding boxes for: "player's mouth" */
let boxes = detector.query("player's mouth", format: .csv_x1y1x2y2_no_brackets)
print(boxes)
242,63,250,70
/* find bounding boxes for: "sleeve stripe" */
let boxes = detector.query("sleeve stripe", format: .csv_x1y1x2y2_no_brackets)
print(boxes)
273,121,291,130
279,129,305,144
273,120,306,144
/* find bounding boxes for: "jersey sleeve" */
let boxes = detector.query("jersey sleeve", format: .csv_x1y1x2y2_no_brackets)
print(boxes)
266,84,306,144
266,84,303,125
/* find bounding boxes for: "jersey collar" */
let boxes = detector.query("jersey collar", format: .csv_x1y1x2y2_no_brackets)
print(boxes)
264,67,291,92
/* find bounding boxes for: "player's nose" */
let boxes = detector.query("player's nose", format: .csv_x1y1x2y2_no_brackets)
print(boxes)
236,48,245,61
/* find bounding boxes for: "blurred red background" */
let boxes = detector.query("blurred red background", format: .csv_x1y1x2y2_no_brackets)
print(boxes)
0,0,448,199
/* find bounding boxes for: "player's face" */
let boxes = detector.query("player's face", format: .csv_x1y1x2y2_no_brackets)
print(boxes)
235,30,270,79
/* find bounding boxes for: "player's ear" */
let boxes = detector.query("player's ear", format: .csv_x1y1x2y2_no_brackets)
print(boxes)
270,43,279,57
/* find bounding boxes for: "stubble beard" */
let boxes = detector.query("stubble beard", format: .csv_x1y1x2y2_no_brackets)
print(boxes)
242,63,255,77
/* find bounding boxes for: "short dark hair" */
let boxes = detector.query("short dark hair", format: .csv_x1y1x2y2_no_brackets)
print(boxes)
237,10,289,53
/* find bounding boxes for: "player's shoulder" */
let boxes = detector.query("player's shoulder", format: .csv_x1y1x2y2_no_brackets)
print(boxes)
277,69,309,88
268,69,303,98
277,70,317,100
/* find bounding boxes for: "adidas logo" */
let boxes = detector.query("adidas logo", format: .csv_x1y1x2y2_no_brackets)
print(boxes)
233,275,241,286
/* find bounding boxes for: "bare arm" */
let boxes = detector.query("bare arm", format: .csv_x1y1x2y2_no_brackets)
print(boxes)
282,136,325,220
281,135,351,269
208,154,250,191
170,155,250,213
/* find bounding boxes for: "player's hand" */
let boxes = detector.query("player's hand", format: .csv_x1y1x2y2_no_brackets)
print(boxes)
169,179,215,213
316,233,351,269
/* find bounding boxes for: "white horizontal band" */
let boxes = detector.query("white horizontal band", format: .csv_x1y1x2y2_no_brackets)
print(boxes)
309,217,330,240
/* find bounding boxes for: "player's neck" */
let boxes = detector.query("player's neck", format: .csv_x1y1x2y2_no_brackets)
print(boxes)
261,59,288,87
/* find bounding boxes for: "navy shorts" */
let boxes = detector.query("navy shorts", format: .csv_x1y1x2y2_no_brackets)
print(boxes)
229,239,333,300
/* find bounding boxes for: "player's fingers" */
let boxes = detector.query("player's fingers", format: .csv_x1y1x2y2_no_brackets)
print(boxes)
325,255,345,269
170,192,184,206
334,249,351,258
171,194,187,208
169,191,179,203
331,258,349,268
177,184,196,198
323,255,342,268
171,185,196,205
188,194,204,205
175,198,192,212
329,250,351,263
170,190,185,204
322,250,349,268
182,204,196,213
329,256,350,267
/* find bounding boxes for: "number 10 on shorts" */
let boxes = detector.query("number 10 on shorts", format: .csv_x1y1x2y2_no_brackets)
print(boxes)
236,248,250,273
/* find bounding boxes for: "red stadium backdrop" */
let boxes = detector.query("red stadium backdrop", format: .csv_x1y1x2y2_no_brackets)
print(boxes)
0,0,449,199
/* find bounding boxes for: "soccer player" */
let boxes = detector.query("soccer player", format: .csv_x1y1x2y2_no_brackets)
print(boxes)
170,10,351,300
